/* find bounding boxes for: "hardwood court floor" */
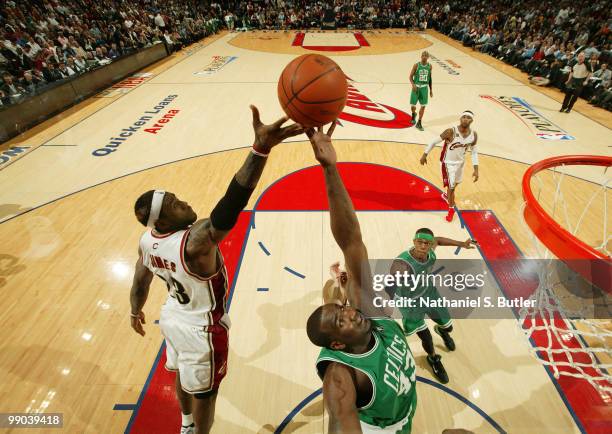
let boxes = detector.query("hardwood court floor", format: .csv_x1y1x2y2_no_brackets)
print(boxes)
0,28,609,434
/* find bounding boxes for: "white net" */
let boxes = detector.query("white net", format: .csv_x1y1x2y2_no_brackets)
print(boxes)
520,160,612,392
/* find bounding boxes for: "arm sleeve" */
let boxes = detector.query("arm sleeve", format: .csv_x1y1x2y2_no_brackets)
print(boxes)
210,177,254,231
471,146,479,166
424,136,443,155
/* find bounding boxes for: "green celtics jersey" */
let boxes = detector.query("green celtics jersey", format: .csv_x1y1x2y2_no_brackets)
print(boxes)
397,249,436,275
413,62,431,86
316,318,417,431
396,249,437,297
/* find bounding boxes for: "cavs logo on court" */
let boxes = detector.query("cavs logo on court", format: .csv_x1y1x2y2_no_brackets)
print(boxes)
339,79,413,129
481,95,575,140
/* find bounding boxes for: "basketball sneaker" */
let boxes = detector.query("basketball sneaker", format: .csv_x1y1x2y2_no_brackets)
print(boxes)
416,121,424,131
445,208,455,222
427,354,449,384
441,192,448,204
180,423,195,434
435,325,456,351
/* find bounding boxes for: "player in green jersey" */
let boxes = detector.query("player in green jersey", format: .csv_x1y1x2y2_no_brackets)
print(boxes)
388,228,476,384
304,123,417,434
409,51,433,131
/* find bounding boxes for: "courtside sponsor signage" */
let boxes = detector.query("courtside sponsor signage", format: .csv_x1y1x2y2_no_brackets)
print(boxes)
91,94,178,156
481,95,575,140
96,73,154,98
0,146,31,167
428,54,460,76
339,79,413,129
193,55,238,75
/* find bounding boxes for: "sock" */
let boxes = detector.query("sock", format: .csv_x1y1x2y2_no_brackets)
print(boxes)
182,413,193,427
417,329,435,355
439,324,453,333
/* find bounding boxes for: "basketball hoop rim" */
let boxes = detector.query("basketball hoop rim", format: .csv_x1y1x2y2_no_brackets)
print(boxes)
522,155,612,261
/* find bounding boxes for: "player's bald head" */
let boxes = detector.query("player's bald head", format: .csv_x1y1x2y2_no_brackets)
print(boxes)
307,305,333,348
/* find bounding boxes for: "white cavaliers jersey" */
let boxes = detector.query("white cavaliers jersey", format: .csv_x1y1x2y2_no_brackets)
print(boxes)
139,227,230,327
440,126,476,164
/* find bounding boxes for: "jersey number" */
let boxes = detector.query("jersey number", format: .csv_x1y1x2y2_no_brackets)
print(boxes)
162,276,191,304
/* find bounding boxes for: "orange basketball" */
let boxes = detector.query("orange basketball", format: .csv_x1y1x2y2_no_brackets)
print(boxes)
277,54,348,127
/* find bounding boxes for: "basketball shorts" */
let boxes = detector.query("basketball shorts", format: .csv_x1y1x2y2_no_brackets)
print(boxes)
410,86,428,106
441,161,464,188
399,287,453,335
159,313,229,394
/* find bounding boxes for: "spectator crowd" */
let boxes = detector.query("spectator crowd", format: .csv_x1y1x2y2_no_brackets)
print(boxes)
2,1,611,111
432,0,611,111
1,0,222,106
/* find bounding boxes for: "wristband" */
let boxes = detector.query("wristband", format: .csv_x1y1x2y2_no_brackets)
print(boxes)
252,142,269,157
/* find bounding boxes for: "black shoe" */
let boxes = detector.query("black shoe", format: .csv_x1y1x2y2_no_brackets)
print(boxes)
559,108,565,112
565,109,571,113
416,121,424,131
435,325,456,351
427,354,449,384
411,112,417,122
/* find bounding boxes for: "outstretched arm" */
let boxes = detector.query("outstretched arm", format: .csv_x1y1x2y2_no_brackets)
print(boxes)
323,363,363,434
434,237,477,249
186,106,303,256
130,248,154,336
306,124,369,310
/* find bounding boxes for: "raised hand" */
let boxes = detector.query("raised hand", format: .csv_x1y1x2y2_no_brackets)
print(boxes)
305,122,337,167
251,105,304,153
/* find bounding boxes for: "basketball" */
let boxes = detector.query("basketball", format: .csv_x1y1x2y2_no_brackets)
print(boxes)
277,54,348,127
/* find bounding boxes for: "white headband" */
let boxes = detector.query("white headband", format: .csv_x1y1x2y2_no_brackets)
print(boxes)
147,190,166,228
462,111,474,119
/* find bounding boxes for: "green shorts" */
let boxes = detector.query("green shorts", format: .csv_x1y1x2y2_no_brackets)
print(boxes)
409,86,428,106
398,287,452,335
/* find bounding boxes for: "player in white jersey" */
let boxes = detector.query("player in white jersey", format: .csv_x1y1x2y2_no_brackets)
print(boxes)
420,111,479,222
129,105,303,434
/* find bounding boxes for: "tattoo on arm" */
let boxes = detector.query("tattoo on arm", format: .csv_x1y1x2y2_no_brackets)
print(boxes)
324,363,362,434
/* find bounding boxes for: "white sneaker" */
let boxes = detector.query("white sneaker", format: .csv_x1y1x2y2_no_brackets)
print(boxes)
180,424,195,434
441,192,448,204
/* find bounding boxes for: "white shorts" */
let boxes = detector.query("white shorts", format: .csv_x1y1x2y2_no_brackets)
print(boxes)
360,408,413,433
441,161,464,188
159,313,229,394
